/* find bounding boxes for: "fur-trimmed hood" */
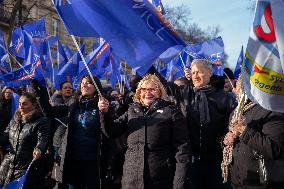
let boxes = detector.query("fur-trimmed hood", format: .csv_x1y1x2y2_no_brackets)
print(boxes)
13,109,43,124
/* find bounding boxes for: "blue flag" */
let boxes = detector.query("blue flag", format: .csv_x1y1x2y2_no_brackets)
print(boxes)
42,41,54,80
92,40,100,51
3,160,35,189
9,27,25,59
47,35,58,46
9,18,47,60
57,41,68,70
55,44,85,89
185,37,225,76
5,171,28,189
0,30,11,74
2,44,45,88
78,42,111,78
11,92,20,117
234,46,243,79
166,56,184,82
53,0,100,37
62,44,74,60
53,0,186,75
22,17,47,38
105,53,121,88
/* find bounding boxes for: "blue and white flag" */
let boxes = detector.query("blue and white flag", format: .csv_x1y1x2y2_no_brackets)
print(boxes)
243,0,284,113
53,0,186,75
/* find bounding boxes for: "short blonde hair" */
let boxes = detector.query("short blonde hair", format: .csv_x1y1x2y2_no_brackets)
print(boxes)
133,74,168,104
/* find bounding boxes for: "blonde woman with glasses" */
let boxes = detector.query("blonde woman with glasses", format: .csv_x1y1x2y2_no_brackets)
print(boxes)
99,74,191,189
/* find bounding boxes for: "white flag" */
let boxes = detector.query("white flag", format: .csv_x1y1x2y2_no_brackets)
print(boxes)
243,0,284,113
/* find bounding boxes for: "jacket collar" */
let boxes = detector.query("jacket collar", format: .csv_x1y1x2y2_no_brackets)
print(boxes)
133,98,170,115
14,109,43,124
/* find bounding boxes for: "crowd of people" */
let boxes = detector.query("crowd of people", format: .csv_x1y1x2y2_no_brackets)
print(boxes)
0,59,284,189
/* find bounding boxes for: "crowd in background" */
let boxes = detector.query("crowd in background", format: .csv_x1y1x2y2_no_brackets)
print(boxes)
0,59,284,189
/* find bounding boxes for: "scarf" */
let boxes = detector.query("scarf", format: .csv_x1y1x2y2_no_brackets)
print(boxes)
193,85,215,124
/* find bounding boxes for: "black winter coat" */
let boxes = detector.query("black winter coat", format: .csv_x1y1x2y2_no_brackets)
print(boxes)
105,99,191,189
166,83,237,162
230,104,284,189
147,67,237,162
0,109,50,186
36,94,106,184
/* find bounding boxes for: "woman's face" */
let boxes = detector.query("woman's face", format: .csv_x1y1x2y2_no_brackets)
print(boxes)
19,96,35,115
4,89,13,100
80,78,95,98
61,82,73,98
140,81,160,106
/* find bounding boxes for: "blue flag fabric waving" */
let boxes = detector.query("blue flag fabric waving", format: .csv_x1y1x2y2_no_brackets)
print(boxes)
54,44,85,90
9,18,47,60
78,42,111,78
11,92,20,117
3,160,35,189
10,27,25,59
0,30,11,74
53,0,100,37
166,54,185,82
5,171,28,189
185,37,225,76
2,44,45,88
234,46,243,80
22,17,46,38
57,41,68,70
62,44,74,60
53,0,186,75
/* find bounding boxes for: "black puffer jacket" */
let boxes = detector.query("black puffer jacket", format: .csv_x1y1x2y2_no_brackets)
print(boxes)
231,104,284,189
105,99,191,189
0,109,50,185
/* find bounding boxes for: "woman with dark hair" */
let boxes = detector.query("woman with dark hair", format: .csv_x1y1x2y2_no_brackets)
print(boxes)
31,75,107,189
0,87,14,136
0,92,50,189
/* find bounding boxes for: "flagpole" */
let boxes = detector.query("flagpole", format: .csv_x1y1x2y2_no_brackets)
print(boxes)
6,50,30,75
223,71,235,90
57,41,60,69
179,54,186,69
70,35,102,96
1,37,14,71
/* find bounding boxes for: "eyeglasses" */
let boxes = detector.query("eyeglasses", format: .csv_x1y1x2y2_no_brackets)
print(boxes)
140,88,158,93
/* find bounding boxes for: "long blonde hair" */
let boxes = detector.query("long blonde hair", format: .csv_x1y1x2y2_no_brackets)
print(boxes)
133,74,168,104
